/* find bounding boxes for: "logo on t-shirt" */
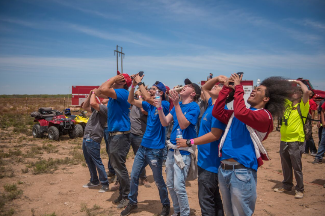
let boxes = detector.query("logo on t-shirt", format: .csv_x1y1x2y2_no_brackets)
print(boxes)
203,113,208,121
155,109,158,115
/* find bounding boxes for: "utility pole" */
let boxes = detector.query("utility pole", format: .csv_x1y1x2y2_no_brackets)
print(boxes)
114,45,125,74
114,45,119,74
120,47,125,73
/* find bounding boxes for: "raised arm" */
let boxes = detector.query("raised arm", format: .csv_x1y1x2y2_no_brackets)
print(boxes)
202,75,227,103
212,85,234,124
90,89,100,111
294,80,309,104
128,78,143,108
82,90,92,113
98,74,125,99
169,90,190,130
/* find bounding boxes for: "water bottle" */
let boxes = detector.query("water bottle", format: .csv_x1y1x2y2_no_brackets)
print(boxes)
155,90,161,108
86,134,91,142
176,128,183,139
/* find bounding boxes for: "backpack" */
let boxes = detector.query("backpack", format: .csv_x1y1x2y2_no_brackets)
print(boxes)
297,104,312,140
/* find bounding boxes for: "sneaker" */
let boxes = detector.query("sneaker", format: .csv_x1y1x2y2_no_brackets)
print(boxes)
98,185,109,193
83,182,100,188
110,181,120,191
171,213,180,216
120,202,138,216
159,204,170,216
310,152,317,156
140,178,151,188
274,187,290,193
312,159,322,164
295,190,304,199
107,172,115,178
113,195,123,204
117,198,129,209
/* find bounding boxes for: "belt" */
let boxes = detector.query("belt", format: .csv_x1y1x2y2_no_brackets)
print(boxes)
220,162,246,170
109,131,130,136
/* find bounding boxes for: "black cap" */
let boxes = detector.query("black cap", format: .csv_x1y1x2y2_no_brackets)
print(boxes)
184,78,201,98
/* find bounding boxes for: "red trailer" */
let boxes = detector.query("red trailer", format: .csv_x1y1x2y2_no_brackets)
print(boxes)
71,86,100,107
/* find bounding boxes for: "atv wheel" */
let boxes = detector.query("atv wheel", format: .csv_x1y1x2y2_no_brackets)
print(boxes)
48,126,60,141
76,124,84,137
32,124,43,138
69,124,82,139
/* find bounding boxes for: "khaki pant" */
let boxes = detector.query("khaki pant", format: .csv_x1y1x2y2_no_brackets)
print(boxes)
279,141,304,192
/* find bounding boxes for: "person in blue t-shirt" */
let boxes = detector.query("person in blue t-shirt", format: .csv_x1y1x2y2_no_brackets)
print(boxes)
213,74,292,216
157,78,200,216
120,74,171,216
98,72,132,209
176,75,230,216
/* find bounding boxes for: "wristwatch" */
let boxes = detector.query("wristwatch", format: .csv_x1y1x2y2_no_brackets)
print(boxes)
137,82,144,86
186,139,192,147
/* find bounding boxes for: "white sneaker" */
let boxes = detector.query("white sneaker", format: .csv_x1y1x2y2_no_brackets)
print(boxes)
295,190,304,199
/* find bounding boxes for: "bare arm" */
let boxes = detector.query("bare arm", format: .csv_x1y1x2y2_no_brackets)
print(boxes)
82,91,92,113
128,79,143,108
98,75,125,99
202,75,227,103
157,110,173,127
90,89,100,111
322,109,325,126
176,127,223,147
174,103,190,130
295,80,309,104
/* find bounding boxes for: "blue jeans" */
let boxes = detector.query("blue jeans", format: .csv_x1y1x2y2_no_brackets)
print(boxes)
166,150,191,216
128,146,170,205
82,138,109,185
315,128,325,160
218,166,257,216
104,128,115,174
129,133,147,179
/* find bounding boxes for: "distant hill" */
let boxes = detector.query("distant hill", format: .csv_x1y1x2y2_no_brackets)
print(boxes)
0,94,72,98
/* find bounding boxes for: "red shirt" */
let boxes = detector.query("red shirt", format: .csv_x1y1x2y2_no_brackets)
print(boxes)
309,99,317,115
322,102,325,110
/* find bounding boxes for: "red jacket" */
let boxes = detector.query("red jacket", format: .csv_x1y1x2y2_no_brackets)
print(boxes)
212,85,273,141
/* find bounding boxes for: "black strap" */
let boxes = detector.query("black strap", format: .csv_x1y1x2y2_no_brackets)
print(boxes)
297,104,307,138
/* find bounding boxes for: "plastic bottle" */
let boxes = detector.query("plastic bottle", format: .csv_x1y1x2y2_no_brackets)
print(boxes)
155,90,161,108
86,134,91,142
176,128,183,139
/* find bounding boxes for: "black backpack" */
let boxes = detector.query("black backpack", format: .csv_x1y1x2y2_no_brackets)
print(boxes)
297,104,312,140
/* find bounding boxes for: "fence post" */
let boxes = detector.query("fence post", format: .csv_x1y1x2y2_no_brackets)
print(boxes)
64,97,65,108
26,97,28,115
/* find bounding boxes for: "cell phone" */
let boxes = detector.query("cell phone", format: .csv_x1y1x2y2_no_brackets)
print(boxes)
229,72,244,85
139,71,144,77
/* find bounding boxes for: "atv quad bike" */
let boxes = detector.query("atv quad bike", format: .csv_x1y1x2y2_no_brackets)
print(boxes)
31,107,83,141
64,108,89,137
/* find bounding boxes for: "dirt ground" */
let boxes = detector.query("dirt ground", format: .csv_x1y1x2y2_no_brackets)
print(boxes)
0,124,324,216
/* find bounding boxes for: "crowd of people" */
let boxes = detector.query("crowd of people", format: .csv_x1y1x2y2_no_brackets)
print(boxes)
80,71,325,216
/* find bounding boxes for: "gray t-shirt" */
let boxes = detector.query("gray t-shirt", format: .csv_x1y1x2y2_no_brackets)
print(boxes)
83,105,108,143
130,105,147,136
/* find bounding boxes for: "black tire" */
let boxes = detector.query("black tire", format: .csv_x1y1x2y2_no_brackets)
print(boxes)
76,124,84,137
48,126,60,141
32,124,43,138
69,124,82,139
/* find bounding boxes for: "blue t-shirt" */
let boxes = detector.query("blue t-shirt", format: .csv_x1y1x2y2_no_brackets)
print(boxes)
107,89,131,132
220,107,258,171
141,100,170,149
170,101,200,155
197,98,226,173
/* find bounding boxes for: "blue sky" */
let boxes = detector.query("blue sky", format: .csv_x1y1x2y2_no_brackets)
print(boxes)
0,0,324,94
